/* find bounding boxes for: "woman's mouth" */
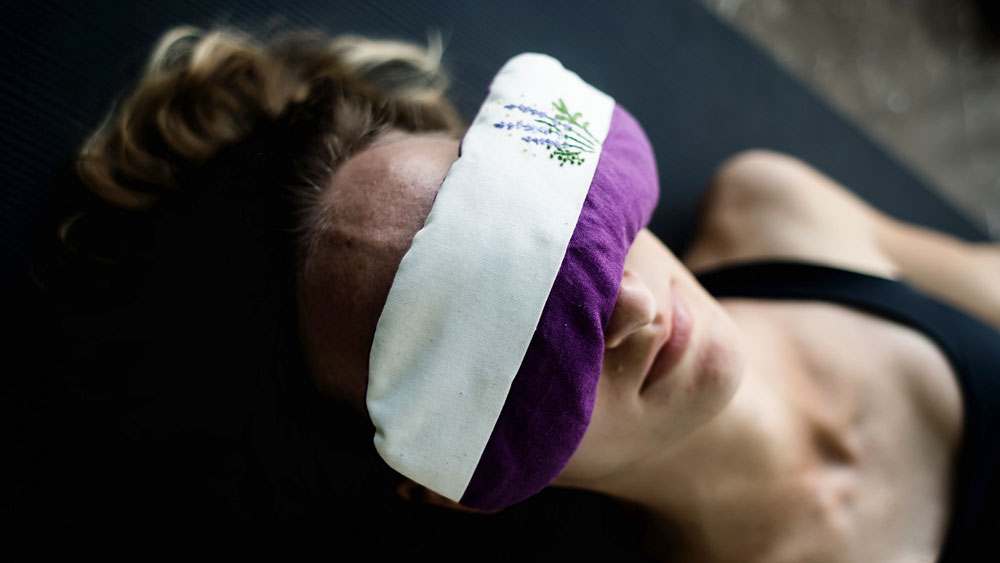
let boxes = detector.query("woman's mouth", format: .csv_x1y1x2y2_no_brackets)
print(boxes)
639,283,694,394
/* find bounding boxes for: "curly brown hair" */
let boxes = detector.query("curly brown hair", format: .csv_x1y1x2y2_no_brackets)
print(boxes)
63,25,464,273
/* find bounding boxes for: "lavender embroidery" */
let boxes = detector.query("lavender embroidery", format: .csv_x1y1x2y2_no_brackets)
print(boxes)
492,98,598,166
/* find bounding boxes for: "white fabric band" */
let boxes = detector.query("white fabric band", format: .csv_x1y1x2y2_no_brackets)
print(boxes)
367,53,615,501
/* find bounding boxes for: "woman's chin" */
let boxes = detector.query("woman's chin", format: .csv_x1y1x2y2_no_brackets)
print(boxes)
694,311,746,404
650,307,747,437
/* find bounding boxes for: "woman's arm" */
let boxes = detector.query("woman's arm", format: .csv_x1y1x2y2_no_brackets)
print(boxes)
874,217,1000,330
687,149,1000,332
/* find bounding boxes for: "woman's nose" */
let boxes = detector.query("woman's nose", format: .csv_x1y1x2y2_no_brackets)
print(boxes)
605,269,657,349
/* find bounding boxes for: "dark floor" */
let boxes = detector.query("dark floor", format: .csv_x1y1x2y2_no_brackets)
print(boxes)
698,0,1000,240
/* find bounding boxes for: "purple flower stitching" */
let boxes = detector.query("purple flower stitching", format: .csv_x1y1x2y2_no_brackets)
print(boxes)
504,103,551,119
492,99,594,166
493,121,552,134
520,136,563,149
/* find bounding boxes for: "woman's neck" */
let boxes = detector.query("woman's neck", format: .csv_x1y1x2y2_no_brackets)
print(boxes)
594,315,859,562
598,361,796,560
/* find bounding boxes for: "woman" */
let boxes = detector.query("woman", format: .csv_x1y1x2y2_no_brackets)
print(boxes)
28,24,999,560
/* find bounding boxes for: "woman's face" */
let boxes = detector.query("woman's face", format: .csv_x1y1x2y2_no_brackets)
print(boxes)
553,228,747,490
304,131,747,494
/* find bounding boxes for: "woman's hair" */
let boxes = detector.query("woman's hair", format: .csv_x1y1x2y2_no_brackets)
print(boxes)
64,24,464,284
21,25,653,556
26,21,468,527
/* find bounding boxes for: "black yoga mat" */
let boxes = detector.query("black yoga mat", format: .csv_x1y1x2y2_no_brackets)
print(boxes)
3,0,988,555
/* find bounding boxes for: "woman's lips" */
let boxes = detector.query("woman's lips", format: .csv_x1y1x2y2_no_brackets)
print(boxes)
640,284,694,394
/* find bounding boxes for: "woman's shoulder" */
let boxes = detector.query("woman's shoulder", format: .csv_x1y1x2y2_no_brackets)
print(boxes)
681,150,900,280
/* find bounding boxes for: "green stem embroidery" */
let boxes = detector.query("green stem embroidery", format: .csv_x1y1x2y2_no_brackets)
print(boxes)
551,98,600,144
533,117,596,152
562,134,595,151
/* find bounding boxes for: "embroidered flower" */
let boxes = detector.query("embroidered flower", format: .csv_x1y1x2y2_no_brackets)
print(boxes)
493,97,598,167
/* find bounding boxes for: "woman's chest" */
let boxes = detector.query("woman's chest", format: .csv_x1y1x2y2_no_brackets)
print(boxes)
768,301,964,456
722,300,964,562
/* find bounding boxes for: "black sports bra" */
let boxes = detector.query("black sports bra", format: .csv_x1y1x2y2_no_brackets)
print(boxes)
693,260,1000,563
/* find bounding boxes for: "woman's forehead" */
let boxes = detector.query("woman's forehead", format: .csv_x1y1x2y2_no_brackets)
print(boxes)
335,135,457,213
321,134,461,252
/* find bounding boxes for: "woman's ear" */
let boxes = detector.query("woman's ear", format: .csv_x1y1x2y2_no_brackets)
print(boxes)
395,479,499,514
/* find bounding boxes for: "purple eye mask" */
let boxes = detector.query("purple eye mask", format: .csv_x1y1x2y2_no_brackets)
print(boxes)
368,53,659,511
